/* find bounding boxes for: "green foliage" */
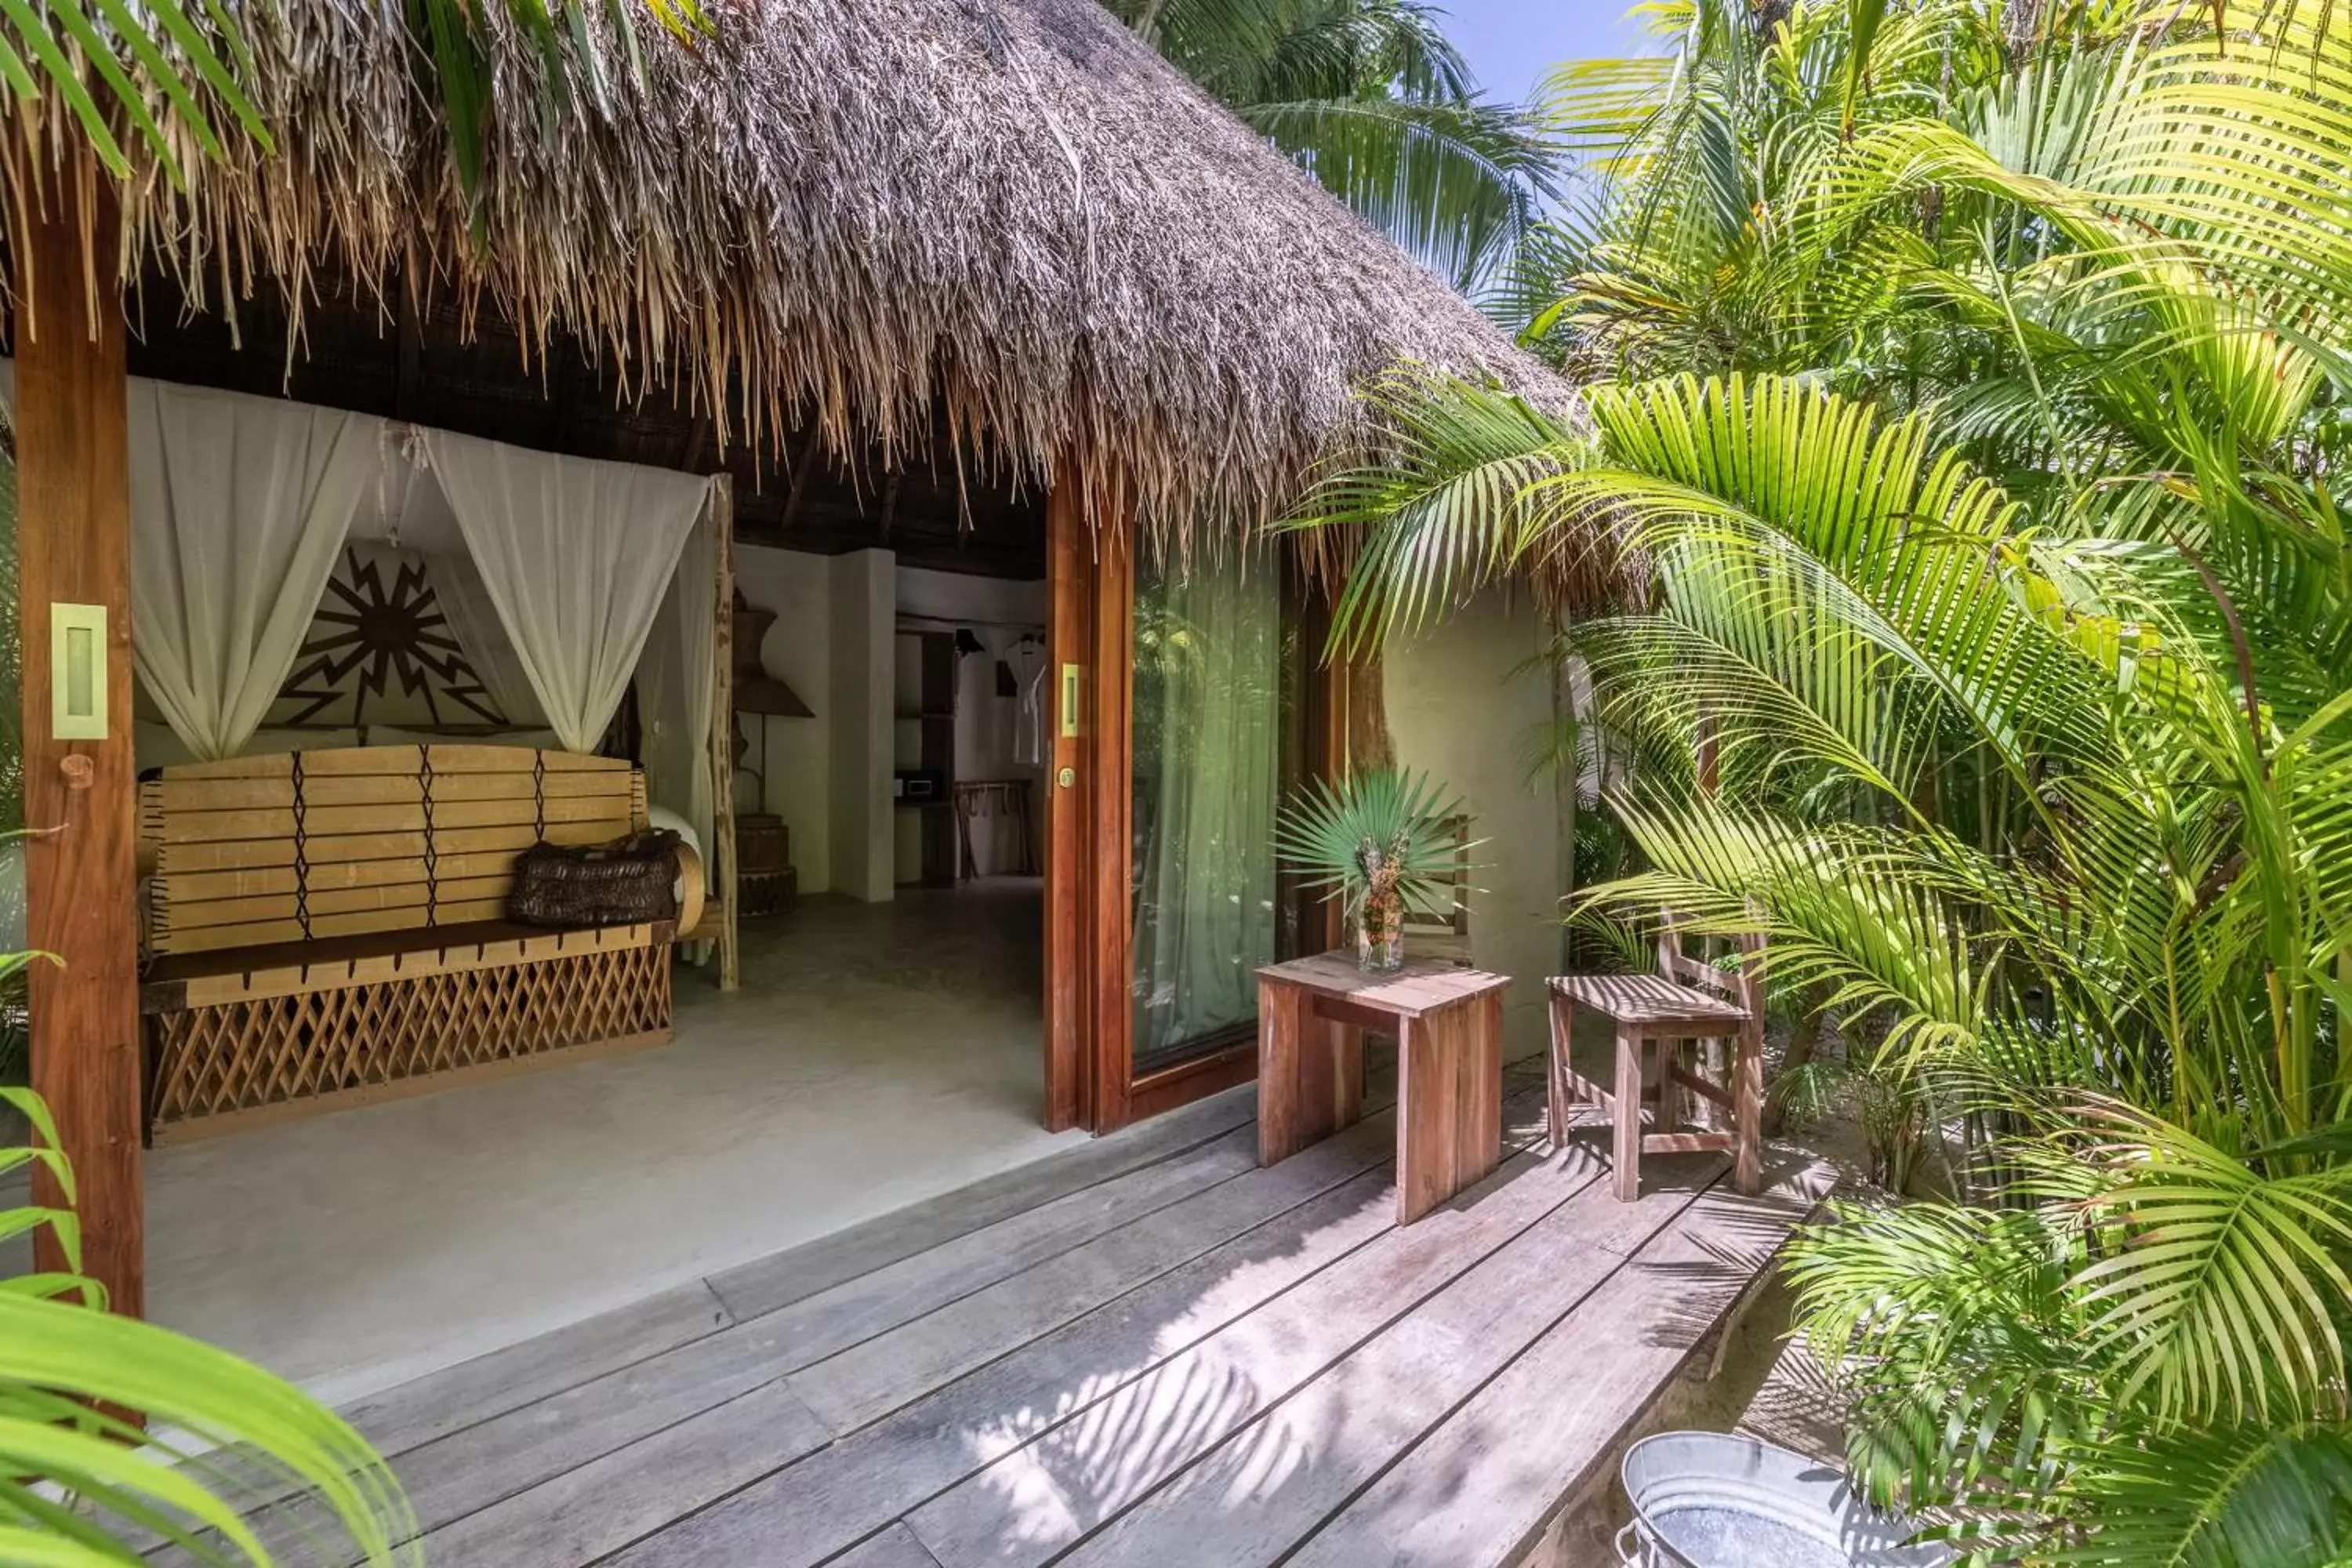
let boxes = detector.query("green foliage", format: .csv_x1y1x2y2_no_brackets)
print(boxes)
1296,0,2352,1556
0,0,267,185
1109,0,1562,289
405,0,710,215
2,0,708,216
1,1077,415,1563
1274,765,1472,921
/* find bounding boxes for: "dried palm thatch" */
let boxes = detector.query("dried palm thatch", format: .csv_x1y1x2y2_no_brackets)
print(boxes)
2,0,1566,544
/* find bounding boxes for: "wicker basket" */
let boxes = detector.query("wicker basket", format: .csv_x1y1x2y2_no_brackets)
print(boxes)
507,830,683,927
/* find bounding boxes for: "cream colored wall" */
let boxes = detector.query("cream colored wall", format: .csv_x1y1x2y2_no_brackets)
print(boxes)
829,550,898,901
733,543,837,893
736,550,1046,899
1385,590,1570,1062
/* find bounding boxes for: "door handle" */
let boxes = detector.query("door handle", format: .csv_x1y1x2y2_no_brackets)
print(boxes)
1060,662,1084,738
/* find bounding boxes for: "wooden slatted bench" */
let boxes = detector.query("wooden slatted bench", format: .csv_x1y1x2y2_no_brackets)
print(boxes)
137,744,700,1143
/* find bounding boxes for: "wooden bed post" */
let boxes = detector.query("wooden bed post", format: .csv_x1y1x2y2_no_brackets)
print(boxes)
14,159,143,1316
708,475,740,991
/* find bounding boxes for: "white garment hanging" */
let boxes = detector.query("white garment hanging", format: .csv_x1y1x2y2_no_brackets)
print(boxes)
423,429,710,753
1008,637,1048,766
125,381,384,760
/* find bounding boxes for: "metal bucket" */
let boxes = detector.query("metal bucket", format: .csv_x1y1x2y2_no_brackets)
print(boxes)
1616,1432,1952,1568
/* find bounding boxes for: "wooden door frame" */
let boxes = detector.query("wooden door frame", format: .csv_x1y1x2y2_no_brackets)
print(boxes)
15,162,145,1317
1043,474,1369,1136
1043,473,1094,1131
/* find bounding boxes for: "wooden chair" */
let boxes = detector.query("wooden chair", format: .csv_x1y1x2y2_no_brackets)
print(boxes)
1399,813,1473,967
1545,915,1763,1201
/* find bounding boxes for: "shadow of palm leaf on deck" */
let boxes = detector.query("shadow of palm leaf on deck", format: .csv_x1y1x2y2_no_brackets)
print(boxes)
935,1132,1590,1564
956,1354,1291,1552
1638,1206,1805,1352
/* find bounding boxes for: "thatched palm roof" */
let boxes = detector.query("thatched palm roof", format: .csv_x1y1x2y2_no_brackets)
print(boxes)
100,0,1559,535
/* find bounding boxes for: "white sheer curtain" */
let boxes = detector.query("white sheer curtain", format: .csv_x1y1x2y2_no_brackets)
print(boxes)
633,511,718,859
126,381,384,760
421,430,709,753
430,546,546,728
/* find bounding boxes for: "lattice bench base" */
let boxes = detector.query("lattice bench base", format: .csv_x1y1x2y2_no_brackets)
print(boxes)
143,923,673,1144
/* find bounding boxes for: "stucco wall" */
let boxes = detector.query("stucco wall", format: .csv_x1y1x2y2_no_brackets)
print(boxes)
733,543,836,892
732,552,1047,898
827,550,898,901
1385,590,1570,1061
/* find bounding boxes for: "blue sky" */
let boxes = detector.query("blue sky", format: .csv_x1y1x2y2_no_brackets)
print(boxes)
1443,0,1650,106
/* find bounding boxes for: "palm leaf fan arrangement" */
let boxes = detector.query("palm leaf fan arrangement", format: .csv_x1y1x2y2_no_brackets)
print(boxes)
1275,767,1475,968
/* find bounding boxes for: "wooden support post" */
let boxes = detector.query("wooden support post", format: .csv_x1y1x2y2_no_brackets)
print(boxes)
14,159,143,1315
707,476,741,992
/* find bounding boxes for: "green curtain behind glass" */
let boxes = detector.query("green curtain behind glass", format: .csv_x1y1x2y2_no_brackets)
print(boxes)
1131,554,1280,1076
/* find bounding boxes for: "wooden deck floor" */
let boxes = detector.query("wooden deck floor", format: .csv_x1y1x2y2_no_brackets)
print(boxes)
206,1067,1833,1568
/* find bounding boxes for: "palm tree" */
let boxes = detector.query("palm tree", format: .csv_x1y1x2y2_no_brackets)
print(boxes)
1109,0,1563,291
1295,0,2352,1558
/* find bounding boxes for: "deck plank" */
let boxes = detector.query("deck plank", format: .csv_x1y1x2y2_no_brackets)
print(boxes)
608,1169,1406,1568
601,1085,1550,1568
903,1145,1641,1568
828,1525,951,1568
789,1109,1414,1433
339,1279,736,1461
389,1110,1418,1565
157,1064,1812,1568
1285,1154,1838,1568
416,1379,834,1568
146,1276,740,1544
706,1086,1257,1321
174,1123,1265,1566
334,1126,1261,1555
1000,1155,1726,1568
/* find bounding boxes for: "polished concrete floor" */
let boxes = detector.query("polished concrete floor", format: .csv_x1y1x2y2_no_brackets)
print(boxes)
143,879,1076,1406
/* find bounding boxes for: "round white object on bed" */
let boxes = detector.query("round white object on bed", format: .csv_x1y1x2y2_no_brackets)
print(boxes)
646,805,701,864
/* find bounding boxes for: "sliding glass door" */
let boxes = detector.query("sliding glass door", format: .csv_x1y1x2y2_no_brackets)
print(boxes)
1129,556,1283,1077
1041,475,1323,1132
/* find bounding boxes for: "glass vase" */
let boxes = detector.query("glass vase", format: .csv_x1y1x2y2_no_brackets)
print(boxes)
1356,888,1406,973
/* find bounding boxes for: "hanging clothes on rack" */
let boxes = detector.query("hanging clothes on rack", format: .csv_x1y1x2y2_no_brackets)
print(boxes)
1007,633,1048,766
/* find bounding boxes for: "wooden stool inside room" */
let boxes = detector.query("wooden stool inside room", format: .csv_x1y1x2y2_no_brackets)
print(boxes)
1547,916,1763,1202
1257,954,1511,1225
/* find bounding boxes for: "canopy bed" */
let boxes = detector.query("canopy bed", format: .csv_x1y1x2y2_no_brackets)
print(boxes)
6,365,743,1139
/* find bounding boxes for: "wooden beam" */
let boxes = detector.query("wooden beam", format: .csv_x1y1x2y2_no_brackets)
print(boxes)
776,427,824,533
14,158,143,1316
707,476,741,992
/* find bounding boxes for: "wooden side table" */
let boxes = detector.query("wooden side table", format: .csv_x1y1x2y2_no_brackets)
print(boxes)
1257,953,1512,1225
